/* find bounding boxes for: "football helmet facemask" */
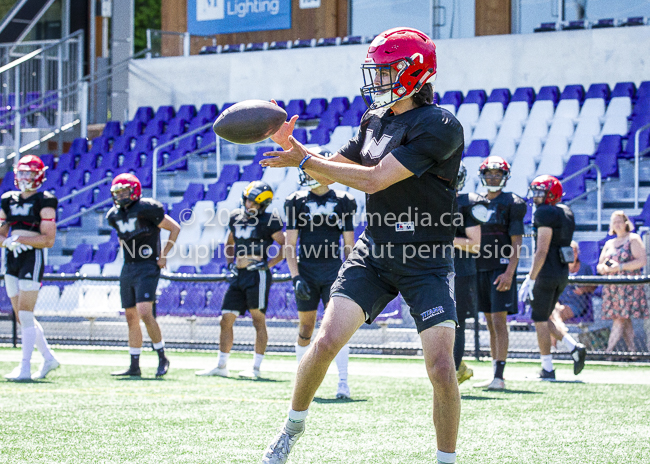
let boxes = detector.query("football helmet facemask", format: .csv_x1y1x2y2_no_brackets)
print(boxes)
478,156,511,192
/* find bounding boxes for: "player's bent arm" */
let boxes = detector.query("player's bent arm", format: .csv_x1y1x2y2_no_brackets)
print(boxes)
285,230,300,277
622,234,647,272
0,210,9,243
529,227,552,280
342,231,355,260
15,207,56,248
224,232,235,265
596,241,613,274
267,230,286,269
158,215,181,259
453,225,480,253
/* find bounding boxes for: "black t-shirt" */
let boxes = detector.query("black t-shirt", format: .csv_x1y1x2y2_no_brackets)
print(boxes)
338,104,463,245
1,190,58,232
285,188,356,263
475,192,527,271
534,203,575,278
454,192,488,277
106,198,166,263
228,208,284,262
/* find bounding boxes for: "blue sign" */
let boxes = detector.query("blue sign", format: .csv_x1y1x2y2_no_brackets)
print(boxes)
188,0,291,35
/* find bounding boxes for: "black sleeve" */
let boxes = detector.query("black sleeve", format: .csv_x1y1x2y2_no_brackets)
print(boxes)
534,205,557,229
338,126,364,164
266,211,284,236
284,195,299,230
41,192,58,210
462,206,479,230
0,194,10,218
144,200,166,226
342,194,357,232
508,196,527,236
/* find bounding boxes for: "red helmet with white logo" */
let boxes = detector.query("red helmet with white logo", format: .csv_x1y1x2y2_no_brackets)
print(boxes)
14,155,46,192
528,175,563,205
111,173,142,209
361,27,437,110
478,156,511,192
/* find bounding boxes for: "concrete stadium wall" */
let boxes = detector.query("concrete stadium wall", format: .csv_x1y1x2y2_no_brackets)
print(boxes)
128,26,650,118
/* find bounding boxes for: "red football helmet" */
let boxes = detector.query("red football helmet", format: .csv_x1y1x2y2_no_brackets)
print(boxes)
111,173,142,209
361,27,437,109
14,155,47,192
478,156,511,192
528,175,563,205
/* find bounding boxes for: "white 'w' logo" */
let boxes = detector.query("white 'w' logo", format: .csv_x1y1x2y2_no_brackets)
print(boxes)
234,225,255,239
361,129,393,160
9,204,32,216
116,217,138,233
306,201,337,217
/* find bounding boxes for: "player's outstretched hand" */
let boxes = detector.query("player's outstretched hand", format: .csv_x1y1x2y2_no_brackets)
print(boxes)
270,100,298,149
292,276,311,301
260,136,310,168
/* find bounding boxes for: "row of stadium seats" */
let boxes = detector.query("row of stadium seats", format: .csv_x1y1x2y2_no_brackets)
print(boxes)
534,17,649,32
199,35,371,55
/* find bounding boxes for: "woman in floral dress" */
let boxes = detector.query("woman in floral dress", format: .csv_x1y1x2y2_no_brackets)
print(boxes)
597,211,648,352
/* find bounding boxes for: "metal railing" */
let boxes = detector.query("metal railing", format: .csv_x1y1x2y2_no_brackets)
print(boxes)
563,162,602,231
634,122,650,209
146,29,217,58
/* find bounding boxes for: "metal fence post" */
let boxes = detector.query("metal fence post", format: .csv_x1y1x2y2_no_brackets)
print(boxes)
79,80,88,138
13,66,20,164
11,308,17,348
183,32,190,57
474,317,480,360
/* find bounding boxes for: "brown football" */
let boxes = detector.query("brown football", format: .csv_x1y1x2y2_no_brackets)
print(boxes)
212,100,287,144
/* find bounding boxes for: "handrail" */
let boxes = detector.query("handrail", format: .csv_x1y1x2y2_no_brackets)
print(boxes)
0,29,83,75
563,163,602,231
152,122,216,199
634,122,650,209
59,176,112,203
57,198,113,226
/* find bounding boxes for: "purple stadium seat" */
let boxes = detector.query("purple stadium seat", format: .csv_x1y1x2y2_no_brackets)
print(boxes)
316,37,337,47
631,195,650,228
487,88,511,108
156,283,182,316
440,91,464,111
328,97,350,115
70,137,88,155
0,171,14,193
558,155,589,201
621,17,646,27
59,243,93,273
253,146,275,163
102,121,121,140
199,282,228,317
93,241,118,265
134,167,153,189
464,90,487,110
464,140,490,158
623,116,650,158
523,204,533,225
592,18,616,29
97,151,119,171
200,261,222,274
123,120,143,139
534,22,557,33
153,105,175,123
131,136,153,157
293,128,308,145
354,223,366,241
595,135,622,156
563,20,588,30
176,266,197,274
183,285,207,314
537,86,560,106
560,84,585,103
285,99,306,120
245,42,266,52
577,241,601,267
375,295,403,324
111,135,134,155
144,119,165,138
165,118,187,137
134,106,154,123
511,87,536,108
176,105,197,122
218,164,240,183
77,153,99,172
611,82,636,99
169,201,190,224
221,43,242,53
39,154,55,170
308,127,331,145
350,95,368,114
0,290,12,313
63,170,84,191
220,102,236,113
585,83,610,100
189,104,218,133
86,168,110,186
317,111,340,131
591,153,619,180
198,131,217,153
205,182,229,203
303,98,328,119
340,108,362,126
183,183,205,204
341,35,362,45
240,163,264,182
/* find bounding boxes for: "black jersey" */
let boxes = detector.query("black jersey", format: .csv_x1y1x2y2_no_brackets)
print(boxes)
454,192,488,277
106,198,165,263
534,203,575,278
1,190,58,232
475,192,527,271
228,208,284,261
285,189,356,263
338,104,463,245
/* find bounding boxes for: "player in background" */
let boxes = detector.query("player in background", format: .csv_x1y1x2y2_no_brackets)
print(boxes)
196,181,285,379
452,162,487,384
107,173,180,377
285,151,357,398
261,27,463,464
1,155,59,380
473,156,526,391
519,176,587,379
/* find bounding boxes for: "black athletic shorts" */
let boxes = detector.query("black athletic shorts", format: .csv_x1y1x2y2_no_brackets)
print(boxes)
531,275,568,322
222,268,272,315
5,248,44,282
455,274,478,321
476,268,518,315
296,260,341,312
330,239,457,334
120,261,161,309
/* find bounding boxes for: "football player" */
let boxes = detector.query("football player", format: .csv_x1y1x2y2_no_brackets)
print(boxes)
519,175,587,379
106,173,180,377
196,181,285,380
473,156,526,391
1,155,59,380
261,28,463,464
285,152,357,399
452,162,487,385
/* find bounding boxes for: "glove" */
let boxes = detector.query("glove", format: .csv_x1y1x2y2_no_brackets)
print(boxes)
292,276,312,301
518,276,535,302
13,242,33,258
246,260,269,272
226,263,238,283
3,236,19,251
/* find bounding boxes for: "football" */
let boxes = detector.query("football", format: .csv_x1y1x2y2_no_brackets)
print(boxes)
212,100,287,144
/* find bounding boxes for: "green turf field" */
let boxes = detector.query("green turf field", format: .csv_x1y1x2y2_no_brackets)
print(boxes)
1,347,649,463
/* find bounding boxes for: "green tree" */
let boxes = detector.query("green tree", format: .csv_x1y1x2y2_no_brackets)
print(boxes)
134,0,160,53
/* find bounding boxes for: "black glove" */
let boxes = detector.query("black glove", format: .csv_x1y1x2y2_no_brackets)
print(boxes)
246,260,269,272
292,276,312,301
226,263,238,283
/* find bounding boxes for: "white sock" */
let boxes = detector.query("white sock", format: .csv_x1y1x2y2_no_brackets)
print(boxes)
562,334,577,351
295,343,310,364
492,359,497,375
129,347,142,356
288,408,308,423
437,450,456,463
19,311,35,366
34,320,54,361
335,344,350,382
152,341,165,350
541,354,554,372
286,408,308,434
253,353,264,370
218,351,229,369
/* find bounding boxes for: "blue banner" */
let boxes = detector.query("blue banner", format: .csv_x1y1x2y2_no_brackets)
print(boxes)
188,0,291,35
